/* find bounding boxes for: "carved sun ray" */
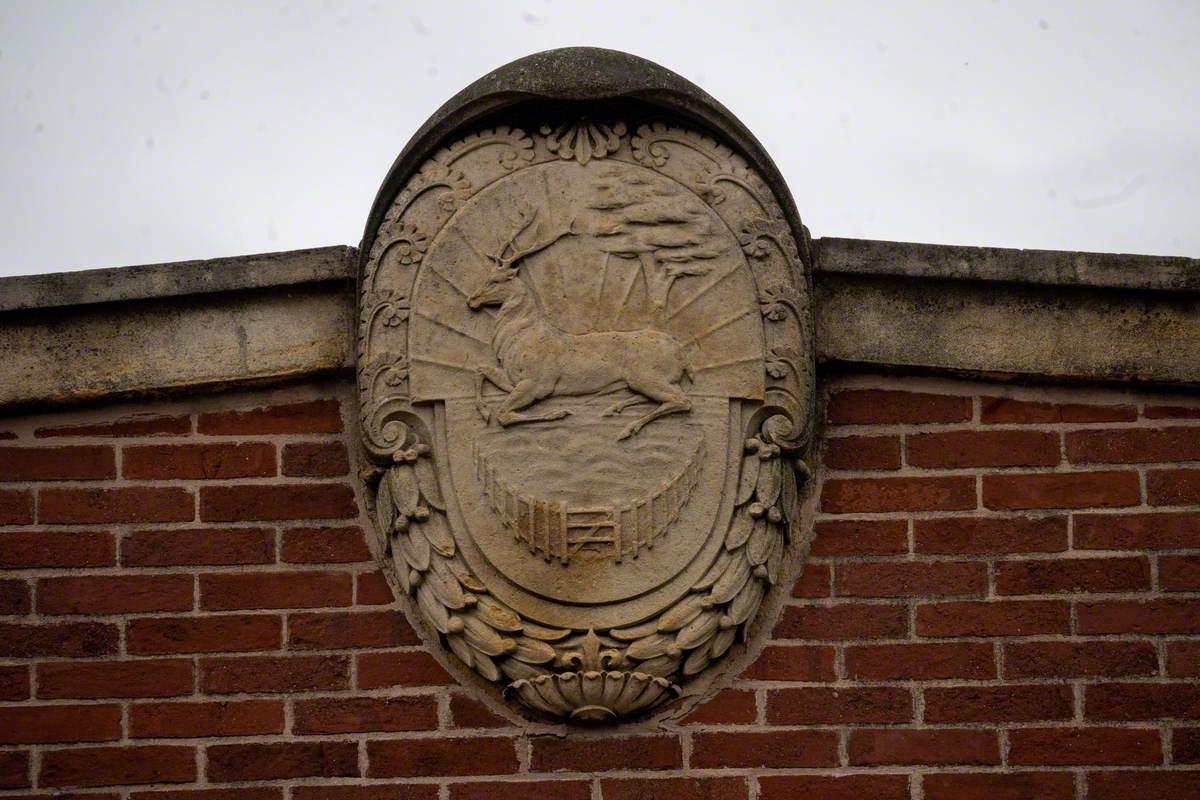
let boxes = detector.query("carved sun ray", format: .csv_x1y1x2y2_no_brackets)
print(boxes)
413,307,491,346
664,263,740,322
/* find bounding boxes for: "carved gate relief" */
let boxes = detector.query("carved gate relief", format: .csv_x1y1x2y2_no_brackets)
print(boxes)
357,50,815,723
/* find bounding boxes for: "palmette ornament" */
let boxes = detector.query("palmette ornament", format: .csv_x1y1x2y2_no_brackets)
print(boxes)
356,49,815,723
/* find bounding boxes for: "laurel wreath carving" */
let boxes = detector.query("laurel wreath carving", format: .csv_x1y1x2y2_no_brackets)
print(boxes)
368,424,795,720
360,118,813,721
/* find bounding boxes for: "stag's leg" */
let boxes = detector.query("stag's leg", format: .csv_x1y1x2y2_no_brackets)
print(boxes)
495,378,571,427
618,379,691,440
475,365,513,423
601,395,647,417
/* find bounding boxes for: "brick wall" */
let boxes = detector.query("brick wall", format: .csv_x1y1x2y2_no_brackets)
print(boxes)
0,375,1198,799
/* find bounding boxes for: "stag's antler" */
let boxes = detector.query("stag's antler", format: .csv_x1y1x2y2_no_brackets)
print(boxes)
494,207,576,270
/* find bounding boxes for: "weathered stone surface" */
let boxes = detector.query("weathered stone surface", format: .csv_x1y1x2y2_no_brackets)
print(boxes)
816,272,1200,385
0,284,353,410
355,51,815,722
817,237,1200,293
0,246,353,312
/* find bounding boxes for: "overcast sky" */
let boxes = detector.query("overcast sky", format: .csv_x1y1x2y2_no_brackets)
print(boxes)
1,1,1197,278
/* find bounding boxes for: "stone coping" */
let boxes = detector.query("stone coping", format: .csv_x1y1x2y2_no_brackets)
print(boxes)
1,237,1195,315
0,246,356,312
0,237,1197,410
817,238,1200,293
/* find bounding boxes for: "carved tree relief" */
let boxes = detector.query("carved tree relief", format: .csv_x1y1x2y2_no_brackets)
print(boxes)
358,117,814,722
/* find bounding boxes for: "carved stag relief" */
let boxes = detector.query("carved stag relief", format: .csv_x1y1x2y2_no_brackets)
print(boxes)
358,119,814,722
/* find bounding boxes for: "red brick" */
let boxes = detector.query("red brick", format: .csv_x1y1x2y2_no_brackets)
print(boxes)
1009,726,1161,765
200,483,356,521
0,621,117,657
916,514,1068,554
40,487,194,524
1177,727,1200,763
0,665,29,700
924,772,1075,800
127,614,281,654
981,397,1135,424
0,578,29,614
132,790,282,800
294,787,436,800
0,530,115,567
201,571,351,610
740,644,836,681
1075,511,1200,550
123,443,275,479
38,659,192,699
357,651,453,688
531,734,681,772
0,446,115,480
0,489,33,524
908,430,1060,468
294,696,438,733
0,704,121,743
1078,600,1200,634
207,741,358,781
201,655,348,694
995,556,1151,595
282,442,349,477
356,571,394,605
1162,555,1200,591
1068,427,1200,464
36,414,190,438
822,475,975,513
448,694,510,728
198,400,343,435
41,746,195,787
130,700,284,738
0,751,28,788
1088,771,1200,800
776,603,909,641
122,527,274,567
791,562,830,597
1087,682,1200,720
759,774,908,800
1145,404,1200,419
984,471,1140,510
282,526,371,563
811,518,908,556
691,730,838,768
602,777,748,800
1006,640,1159,678
680,688,757,725
766,686,911,725
38,574,193,614
849,728,999,765
1168,641,1200,677
828,389,971,425
452,781,590,800
846,642,995,680
836,560,986,597
924,684,1072,722
368,737,516,777
824,435,901,470
1149,468,1200,505
288,610,418,650
917,600,1070,637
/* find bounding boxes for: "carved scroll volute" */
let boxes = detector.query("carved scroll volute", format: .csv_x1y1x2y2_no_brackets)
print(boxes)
356,49,815,724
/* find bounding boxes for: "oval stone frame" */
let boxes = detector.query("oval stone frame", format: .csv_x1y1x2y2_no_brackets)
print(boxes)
357,48,815,723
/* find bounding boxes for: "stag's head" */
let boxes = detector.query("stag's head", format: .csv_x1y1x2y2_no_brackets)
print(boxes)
466,208,574,311
467,260,520,310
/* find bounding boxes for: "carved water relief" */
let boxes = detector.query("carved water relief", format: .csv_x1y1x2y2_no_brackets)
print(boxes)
359,108,814,722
